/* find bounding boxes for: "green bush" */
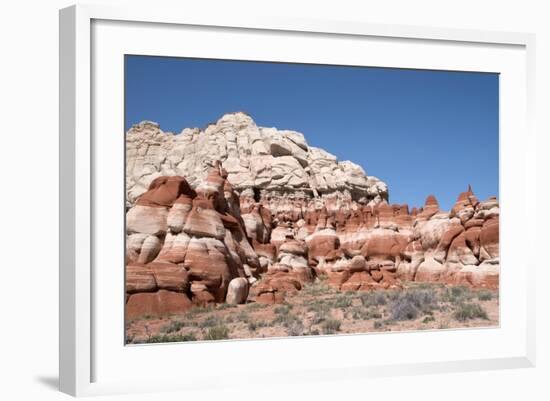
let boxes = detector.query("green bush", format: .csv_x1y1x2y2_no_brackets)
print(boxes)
287,321,304,336
307,300,331,314
302,281,333,296
144,333,197,343
246,302,267,311
273,313,301,328
477,290,493,301
367,309,382,319
312,311,328,324
186,305,214,316
453,303,489,321
442,286,473,303
248,320,268,332
360,291,387,307
422,315,435,324
160,320,187,334
199,316,223,328
351,307,369,320
321,319,341,334
274,304,293,315
216,303,237,310
236,311,250,323
390,289,438,321
203,325,230,340
333,295,353,309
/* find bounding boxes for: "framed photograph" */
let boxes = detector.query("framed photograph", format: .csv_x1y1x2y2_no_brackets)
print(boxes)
59,4,536,397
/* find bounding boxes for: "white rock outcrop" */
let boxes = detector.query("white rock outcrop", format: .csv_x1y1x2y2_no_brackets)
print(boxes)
126,112,388,207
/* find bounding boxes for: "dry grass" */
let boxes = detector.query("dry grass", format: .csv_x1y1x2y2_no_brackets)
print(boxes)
127,281,499,344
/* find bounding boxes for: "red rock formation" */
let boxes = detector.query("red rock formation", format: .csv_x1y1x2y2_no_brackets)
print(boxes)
252,271,302,304
125,114,501,320
126,170,500,319
125,165,261,318
126,290,193,320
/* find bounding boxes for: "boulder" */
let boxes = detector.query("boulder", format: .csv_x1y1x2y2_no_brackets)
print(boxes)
226,277,249,304
253,272,302,304
126,290,193,319
149,262,189,292
480,219,499,261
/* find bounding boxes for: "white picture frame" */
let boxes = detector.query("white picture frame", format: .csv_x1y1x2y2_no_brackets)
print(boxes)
59,3,536,397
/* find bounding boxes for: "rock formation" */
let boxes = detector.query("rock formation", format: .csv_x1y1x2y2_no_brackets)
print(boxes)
126,163,262,317
125,112,499,317
126,112,388,207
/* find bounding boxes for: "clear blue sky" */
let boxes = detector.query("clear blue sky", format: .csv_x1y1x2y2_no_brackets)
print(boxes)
125,55,499,211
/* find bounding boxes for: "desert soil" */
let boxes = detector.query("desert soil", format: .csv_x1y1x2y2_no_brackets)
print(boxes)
126,280,499,344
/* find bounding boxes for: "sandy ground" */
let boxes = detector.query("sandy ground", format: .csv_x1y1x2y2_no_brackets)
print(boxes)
126,280,499,344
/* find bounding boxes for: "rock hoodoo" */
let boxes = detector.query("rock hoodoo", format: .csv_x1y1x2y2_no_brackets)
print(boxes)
125,112,499,317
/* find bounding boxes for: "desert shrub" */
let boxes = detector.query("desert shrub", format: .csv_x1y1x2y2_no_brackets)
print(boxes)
353,306,382,320
359,294,371,306
273,313,301,328
287,320,304,336
438,321,450,329
203,325,230,340
274,304,293,315
246,302,268,311
236,311,250,323
374,292,388,305
307,300,331,314
144,333,197,343
477,290,493,301
360,291,387,307
386,290,401,302
390,288,438,321
351,307,369,320
333,295,353,309
312,310,328,324
186,305,213,317
373,320,384,329
321,319,341,334
422,315,436,324
391,299,419,321
199,316,223,328
302,281,333,296
160,320,187,333
225,315,234,324
367,309,382,319
453,303,489,321
442,286,473,304
248,320,268,332
216,303,237,310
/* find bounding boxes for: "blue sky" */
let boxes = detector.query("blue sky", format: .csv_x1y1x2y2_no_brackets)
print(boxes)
125,55,499,211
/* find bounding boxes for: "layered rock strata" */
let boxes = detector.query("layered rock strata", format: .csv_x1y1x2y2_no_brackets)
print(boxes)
126,163,262,318
125,113,500,317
